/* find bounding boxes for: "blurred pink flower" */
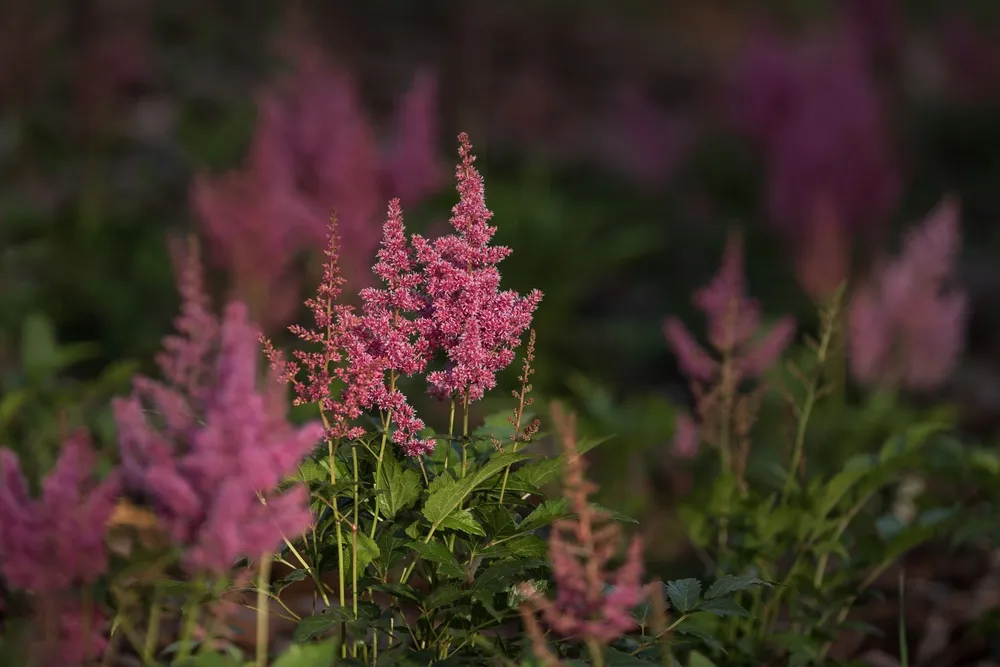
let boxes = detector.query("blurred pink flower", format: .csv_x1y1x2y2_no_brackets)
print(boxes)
193,26,447,332
671,413,700,459
665,234,796,383
731,27,899,242
0,431,119,595
847,198,968,391
113,248,323,574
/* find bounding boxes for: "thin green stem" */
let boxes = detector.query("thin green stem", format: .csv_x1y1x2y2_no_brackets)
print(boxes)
255,557,272,667
142,585,163,662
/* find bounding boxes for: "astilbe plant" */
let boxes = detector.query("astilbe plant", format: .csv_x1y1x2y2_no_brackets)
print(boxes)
112,240,325,576
664,233,796,485
519,402,649,667
847,197,968,391
0,431,119,665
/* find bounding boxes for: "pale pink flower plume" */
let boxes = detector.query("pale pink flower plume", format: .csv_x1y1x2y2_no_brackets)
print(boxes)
847,197,968,391
113,245,323,574
665,233,796,383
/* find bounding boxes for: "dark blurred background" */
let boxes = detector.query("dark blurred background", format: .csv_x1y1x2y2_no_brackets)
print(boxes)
3,0,1000,562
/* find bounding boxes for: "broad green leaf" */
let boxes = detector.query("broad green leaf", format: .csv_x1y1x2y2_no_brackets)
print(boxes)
297,459,328,484
353,532,381,572
601,646,649,666
508,436,613,489
422,583,468,611
666,578,701,613
440,508,487,536
473,558,546,593
407,540,465,580
369,582,421,603
272,639,340,667
704,575,770,599
422,452,531,526
696,597,749,618
292,613,339,642
519,499,570,533
376,452,421,519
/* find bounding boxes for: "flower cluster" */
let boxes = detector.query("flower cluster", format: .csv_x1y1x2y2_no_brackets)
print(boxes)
0,431,119,664
665,233,796,385
520,403,647,648
413,133,544,402
847,198,968,391
113,243,324,574
268,134,542,456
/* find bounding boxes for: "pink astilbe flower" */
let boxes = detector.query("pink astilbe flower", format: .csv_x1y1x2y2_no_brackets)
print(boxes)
664,234,796,383
520,403,647,645
194,19,447,332
412,133,543,402
731,26,899,242
113,248,323,574
847,198,968,391
265,206,432,456
0,432,118,594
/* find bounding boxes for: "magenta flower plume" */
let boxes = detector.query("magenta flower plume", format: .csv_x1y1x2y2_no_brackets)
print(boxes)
381,68,448,205
847,198,968,391
113,249,323,574
665,234,796,383
521,404,647,644
412,133,543,402
0,431,119,594
265,207,433,456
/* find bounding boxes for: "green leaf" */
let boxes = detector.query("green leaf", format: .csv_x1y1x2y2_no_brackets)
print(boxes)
687,650,718,667
704,574,770,599
508,436,612,490
21,313,59,383
519,498,570,533
376,451,422,520
473,558,546,593
696,597,749,618
292,613,339,642
439,508,487,536
353,532,381,573
592,503,638,524
407,540,465,579
666,578,701,613
479,534,548,559
602,646,650,666
369,582,421,604
422,583,469,611
297,459,328,484
272,639,340,667
422,452,531,526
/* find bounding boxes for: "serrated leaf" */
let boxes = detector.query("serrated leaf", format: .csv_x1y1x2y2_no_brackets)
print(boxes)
272,639,340,667
509,437,613,490
292,613,339,642
376,452,422,520
353,532,381,573
473,558,546,593
696,597,749,618
519,498,570,533
422,583,468,611
297,459,328,484
704,574,770,599
369,582,421,603
666,578,701,613
422,452,531,526
407,540,465,579
439,508,486,536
